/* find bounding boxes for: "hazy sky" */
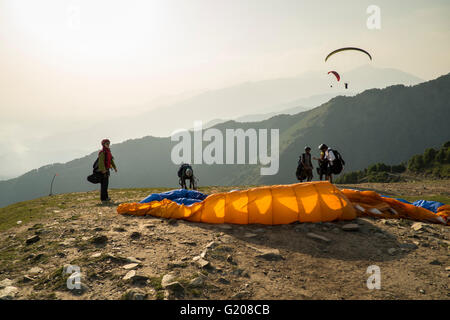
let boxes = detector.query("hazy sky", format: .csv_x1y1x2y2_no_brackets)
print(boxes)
0,0,449,178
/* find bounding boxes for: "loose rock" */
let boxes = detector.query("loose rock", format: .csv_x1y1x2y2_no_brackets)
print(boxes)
307,232,331,243
387,248,397,255
255,249,283,261
0,279,13,289
342,224,359,231
0,286,19,300
123,270,136,280
123,263,139,270
26,235,40,245
91,235,108,245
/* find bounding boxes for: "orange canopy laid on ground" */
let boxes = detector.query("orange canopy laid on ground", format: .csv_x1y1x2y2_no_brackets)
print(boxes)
341,189,448,225
117,182,448,225
117,182,356,224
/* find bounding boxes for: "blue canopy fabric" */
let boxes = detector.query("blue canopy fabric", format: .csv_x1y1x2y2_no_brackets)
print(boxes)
140,189,208,206
411,200,445,214
381,195,444,213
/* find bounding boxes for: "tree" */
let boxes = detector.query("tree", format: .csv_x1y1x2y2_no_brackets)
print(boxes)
408,155,424,171
423,148,437,165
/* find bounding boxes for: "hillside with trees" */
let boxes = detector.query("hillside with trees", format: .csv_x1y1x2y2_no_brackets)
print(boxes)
336,141,450,184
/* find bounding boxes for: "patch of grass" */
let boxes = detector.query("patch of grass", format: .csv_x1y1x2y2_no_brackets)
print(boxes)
148,275,165,300
33,266,67,292
399,195,449,205
148,275,163,291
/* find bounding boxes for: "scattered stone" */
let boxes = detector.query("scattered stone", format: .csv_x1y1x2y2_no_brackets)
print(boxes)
126,257,142,264
33,253,45,261
217,224,232,230
81,236,91,241
294,225,309,233
168,261,188,269
28,267,43,274
16,221,22,225
91,235,108,245
189,274,206,288
0,279,13,289
387,248,397,255
226,255,236,264
411,222,424,231
231,291,248,299
20,275,35,284
161,274,176,288
306,232,331,243
220,235,234,244
180,241,197,246
445,267,450,272
167,219,178,225
218,277,230,284
244,233,257,238
205,241,218,249
419,289,425,294
0,286,19,300
130,232,141,240
26,235,40,245
255,249,283,261
122,289,147,300
93,227,103,232
90,253,102,258
123,270,136,280
399,243,418,250
342,224,359,231
164,282,185,297
429,259,442,266
195,258,211,269
123,263,139,270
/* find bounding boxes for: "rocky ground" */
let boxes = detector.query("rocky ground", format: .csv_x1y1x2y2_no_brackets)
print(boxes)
0,181,449,300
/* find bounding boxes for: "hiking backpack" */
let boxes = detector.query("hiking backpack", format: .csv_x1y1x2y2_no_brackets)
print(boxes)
329,149,345,174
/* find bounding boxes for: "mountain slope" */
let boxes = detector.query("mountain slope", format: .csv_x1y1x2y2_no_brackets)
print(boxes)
0,73,448,208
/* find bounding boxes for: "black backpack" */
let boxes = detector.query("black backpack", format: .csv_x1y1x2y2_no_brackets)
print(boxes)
178,164,192,178
93,158,99,173
87,157,102,184
329,149,345,174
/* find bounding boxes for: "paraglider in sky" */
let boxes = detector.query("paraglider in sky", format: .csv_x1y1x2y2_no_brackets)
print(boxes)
328,71,340,82
325,47,372,62
344,83,348,89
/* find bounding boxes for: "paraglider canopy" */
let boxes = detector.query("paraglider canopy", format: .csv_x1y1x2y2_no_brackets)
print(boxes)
325,47,372,62
328,71,340,81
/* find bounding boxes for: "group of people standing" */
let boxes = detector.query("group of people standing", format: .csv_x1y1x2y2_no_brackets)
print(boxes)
296,144,344,183
92,139,344,204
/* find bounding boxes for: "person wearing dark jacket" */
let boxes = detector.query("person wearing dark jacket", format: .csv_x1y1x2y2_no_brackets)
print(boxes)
98,139,117,203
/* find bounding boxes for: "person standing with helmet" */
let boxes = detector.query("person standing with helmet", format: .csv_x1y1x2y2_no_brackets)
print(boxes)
318,144,336,183
301,147,314,182
98,139,118,203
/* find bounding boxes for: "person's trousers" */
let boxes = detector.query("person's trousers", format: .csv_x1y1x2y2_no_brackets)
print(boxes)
100,173,109,201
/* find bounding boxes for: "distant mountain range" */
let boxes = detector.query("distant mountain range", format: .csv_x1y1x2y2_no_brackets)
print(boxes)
0,72,448,208
0,65,423,181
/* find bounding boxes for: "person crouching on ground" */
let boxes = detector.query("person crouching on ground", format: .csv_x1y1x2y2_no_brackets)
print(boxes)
98,139,117,203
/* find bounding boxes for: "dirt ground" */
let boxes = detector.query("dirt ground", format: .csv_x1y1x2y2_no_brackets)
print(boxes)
0,181,448,300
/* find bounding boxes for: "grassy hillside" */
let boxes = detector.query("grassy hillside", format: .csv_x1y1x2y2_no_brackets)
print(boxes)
336,141,450,184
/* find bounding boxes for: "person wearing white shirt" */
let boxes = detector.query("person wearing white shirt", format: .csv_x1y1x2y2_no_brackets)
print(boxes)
319,144,335,183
